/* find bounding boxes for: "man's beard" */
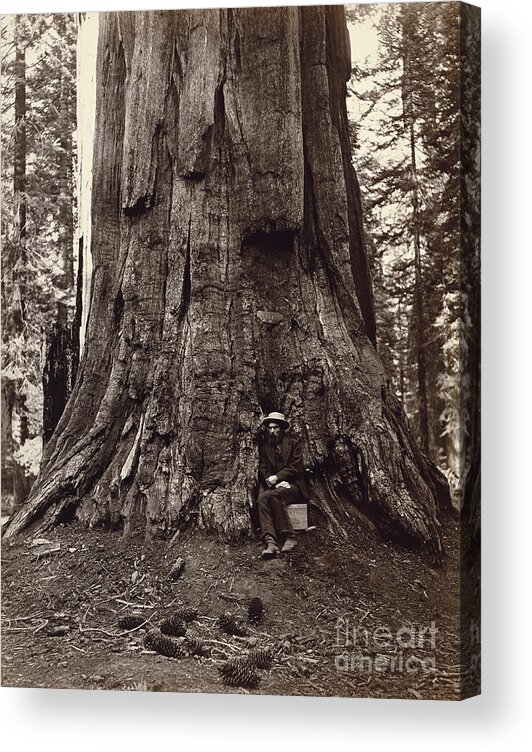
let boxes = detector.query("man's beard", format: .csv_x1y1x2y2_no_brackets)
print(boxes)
268,433,282,446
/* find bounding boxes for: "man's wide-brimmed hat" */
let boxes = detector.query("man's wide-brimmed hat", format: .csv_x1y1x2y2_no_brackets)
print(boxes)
261,412,289,430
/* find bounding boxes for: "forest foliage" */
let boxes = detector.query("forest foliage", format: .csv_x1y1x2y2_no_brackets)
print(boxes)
347,2,462,500
1,13,77,503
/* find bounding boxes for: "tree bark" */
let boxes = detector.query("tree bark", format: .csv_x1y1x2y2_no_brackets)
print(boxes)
6,7,449,559
459,4,481,548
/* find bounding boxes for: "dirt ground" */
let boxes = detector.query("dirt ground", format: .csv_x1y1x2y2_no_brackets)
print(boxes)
1,507,475,700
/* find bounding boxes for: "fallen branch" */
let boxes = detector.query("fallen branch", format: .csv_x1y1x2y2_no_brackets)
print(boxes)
6,613,45,623
207,639,242,653
162,597,181,609
69,644,87,654
295,635,317,645
119,616,156,635
33,544,61,559
78,614,155,639
129,574,147,593
248,627,272,639
203,582,216,598
114,599,155,609
218,592,245,603
5,625,41,632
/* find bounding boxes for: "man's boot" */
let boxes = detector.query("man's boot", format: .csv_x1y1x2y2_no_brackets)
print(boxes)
281,536,297,553
261,535,280,559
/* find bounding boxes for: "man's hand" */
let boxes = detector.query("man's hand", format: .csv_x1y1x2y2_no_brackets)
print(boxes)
267,475,278,488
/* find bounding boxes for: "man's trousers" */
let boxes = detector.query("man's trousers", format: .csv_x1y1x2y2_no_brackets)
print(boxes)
257,485,302,542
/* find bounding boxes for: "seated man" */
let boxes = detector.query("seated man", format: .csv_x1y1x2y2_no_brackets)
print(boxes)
257,412,308,559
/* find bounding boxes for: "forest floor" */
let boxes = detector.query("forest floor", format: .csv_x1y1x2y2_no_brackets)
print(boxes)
1,505,478,700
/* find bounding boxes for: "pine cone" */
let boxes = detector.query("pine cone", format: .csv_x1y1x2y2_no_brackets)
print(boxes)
174,606,198,623
159,616,187,637
169,557,185,581
144,628,158,650
118,614,145,631
246,647,274,670
185,624,203,640
184,635,208,657
144,629,186,658
217,612,248,637
248,597,263,624
218,657,261,689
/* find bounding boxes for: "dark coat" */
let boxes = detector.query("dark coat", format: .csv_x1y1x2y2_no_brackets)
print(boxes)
258,436,309,501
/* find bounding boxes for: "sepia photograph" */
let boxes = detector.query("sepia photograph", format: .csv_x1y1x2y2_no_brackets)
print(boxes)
1,1,480,701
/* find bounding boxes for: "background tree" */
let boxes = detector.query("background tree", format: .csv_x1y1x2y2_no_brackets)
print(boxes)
3,15,30,507
1,13,78,507
347,2,461,499
5,6,450,560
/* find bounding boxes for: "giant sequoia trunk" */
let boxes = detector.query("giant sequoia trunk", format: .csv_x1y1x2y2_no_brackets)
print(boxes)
5,7,449,557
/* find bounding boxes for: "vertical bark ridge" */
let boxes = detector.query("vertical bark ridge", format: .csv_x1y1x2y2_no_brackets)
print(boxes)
325,5,377,345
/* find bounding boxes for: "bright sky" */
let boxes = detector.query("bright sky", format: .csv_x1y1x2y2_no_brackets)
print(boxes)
348,11,380,66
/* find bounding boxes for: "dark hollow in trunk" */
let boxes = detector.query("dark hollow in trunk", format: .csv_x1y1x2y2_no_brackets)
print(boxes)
6,7,450,560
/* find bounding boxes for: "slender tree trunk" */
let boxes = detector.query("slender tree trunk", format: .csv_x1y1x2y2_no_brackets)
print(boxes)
401,18,430,456
42,14,78,444
397,301,406,404
13,20,27,297
6,7,449,559
10,17,29,508
1,383,15,505
56,14,75,326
